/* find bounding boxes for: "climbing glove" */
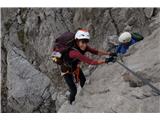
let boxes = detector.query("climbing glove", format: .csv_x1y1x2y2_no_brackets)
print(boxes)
105,56,116,63
109,52,117,57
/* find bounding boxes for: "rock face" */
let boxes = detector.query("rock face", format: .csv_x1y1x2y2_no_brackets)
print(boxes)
7,47,56,112
1,8,160,113
58,28,160,113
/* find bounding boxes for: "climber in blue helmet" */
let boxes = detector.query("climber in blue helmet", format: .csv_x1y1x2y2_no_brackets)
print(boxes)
109,32,144,56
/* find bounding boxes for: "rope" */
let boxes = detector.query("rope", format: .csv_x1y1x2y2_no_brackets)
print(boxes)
116,60,160,95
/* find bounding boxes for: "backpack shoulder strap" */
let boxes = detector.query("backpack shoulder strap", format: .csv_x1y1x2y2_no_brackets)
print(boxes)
71,47,79,51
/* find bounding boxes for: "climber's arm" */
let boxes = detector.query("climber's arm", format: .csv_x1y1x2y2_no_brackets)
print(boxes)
69,50,105,65
86,46,111,56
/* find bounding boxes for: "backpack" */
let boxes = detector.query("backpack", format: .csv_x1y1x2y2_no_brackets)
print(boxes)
51,32,75,65
131,32,144,41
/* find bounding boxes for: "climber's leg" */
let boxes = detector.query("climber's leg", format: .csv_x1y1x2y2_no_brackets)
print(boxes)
64,73,77,104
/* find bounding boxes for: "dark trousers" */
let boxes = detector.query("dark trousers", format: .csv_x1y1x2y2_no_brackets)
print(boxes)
63,69,86,104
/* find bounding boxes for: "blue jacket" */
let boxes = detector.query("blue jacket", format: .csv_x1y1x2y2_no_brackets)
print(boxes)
116,38,137,54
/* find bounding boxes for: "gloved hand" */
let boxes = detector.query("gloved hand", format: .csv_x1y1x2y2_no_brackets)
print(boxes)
109,52,117,57
105,56,116,63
